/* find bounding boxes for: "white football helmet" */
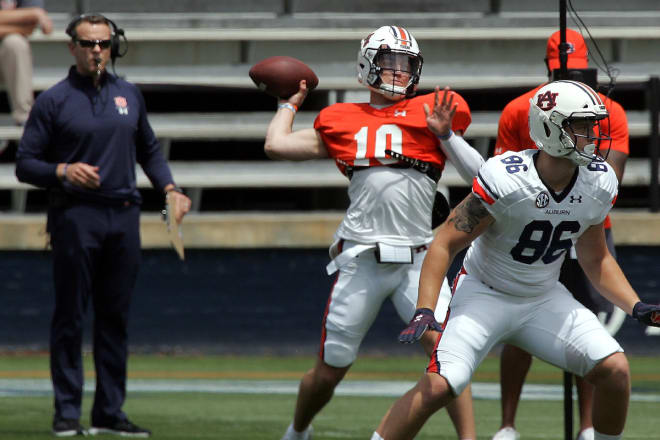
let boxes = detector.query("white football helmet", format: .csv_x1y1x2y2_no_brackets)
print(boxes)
529,80,610,166
357,26,423,98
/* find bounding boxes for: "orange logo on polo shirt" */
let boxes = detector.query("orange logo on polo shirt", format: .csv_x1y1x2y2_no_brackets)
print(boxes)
114,96,129,115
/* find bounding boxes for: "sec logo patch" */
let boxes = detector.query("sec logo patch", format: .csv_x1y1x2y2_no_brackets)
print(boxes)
536,192,550,208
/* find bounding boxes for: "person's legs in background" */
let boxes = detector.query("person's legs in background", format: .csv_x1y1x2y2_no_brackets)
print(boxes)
0,33,33,125
491,344,530,440
0,33,33,156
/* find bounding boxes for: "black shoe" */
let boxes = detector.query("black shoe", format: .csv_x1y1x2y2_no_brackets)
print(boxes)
52,418,87,437
88,419,151,437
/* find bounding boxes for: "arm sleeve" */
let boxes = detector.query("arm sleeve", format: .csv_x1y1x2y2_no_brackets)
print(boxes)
438,132,484,184
134,86,174,192
15,94,59,188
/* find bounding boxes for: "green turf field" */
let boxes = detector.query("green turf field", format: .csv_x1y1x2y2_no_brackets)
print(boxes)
0,354,658,439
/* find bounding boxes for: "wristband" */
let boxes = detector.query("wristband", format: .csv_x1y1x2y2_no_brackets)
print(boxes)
437,130,453,141
278,103,298,114
61,164,69,182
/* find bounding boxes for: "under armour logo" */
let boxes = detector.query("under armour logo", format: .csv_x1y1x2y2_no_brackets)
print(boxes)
570,195,583,204
394,110,407,117
413,314,423,322
537,91,559,111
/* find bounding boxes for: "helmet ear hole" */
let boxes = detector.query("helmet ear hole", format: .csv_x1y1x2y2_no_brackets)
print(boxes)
543,122,551,137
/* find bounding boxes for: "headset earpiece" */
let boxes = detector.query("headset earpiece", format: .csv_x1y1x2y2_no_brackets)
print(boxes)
104,17,126,60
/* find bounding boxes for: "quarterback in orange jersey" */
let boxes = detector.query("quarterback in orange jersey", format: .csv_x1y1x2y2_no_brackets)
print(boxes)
490,29,629,440
315,91,471,172
265,26,484,440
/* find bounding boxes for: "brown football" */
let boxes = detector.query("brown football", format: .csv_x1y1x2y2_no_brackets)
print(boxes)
249,56,319,99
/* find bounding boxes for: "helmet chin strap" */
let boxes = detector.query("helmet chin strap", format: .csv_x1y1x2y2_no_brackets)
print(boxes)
568,143,598,166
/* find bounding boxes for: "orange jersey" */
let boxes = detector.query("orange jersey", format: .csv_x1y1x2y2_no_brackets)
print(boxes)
494,84,629,230
314,91,471,175
494,84,629,156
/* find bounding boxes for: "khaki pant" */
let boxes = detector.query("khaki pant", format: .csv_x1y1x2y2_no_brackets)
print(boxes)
0,33,33,125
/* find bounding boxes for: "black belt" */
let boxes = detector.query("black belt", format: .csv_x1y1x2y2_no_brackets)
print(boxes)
48,188,136,208
344,150,442,183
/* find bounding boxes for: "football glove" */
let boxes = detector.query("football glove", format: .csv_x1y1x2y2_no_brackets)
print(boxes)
632,301,660,327
398,308,443,344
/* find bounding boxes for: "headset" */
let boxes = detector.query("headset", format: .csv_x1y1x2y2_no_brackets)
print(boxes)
65,13,128,68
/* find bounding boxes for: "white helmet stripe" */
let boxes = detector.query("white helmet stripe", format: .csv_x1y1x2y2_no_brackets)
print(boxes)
556,80,602,106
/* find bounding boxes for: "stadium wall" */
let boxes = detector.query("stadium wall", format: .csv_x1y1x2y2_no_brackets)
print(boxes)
1,247,659,355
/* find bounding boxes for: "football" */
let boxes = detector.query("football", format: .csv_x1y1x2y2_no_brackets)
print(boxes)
249,56,319,99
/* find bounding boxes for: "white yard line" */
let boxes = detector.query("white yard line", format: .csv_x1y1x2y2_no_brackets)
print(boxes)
0,379,659,402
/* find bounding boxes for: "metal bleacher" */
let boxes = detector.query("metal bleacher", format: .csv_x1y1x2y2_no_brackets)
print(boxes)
1,0,660,249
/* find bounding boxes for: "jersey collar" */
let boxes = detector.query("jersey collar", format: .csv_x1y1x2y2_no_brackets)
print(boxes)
533,151,580,203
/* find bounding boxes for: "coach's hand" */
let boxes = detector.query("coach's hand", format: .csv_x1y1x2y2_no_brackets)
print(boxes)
63,162,100,189
398,308,443,344
165,188,191,224
632,301,660,327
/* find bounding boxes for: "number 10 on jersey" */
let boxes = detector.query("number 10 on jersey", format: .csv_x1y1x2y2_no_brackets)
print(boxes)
353,124,403,166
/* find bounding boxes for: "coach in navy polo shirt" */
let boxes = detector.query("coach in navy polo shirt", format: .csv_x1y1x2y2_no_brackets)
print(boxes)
16,13,190,438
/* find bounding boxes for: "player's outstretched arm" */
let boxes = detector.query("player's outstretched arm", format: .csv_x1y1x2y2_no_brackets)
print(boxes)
424,86,484,183
576,223,647,316
400,194,493,343
264,79,328,161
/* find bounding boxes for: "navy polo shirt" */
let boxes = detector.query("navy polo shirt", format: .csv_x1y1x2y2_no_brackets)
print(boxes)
16,66,174,204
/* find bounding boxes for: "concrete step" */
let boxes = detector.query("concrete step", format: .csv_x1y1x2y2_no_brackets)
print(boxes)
0,160,462,191
14,62,657,93
0,157,656,192
46,12,660,29
45,0,660,15
0,111,654,141
27,24,660,73
46,0,283,14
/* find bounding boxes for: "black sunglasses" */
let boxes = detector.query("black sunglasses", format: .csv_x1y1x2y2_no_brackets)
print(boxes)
75,39,111,49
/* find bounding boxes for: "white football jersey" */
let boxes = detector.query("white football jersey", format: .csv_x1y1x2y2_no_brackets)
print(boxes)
335,166,435,246
465,149,618,297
